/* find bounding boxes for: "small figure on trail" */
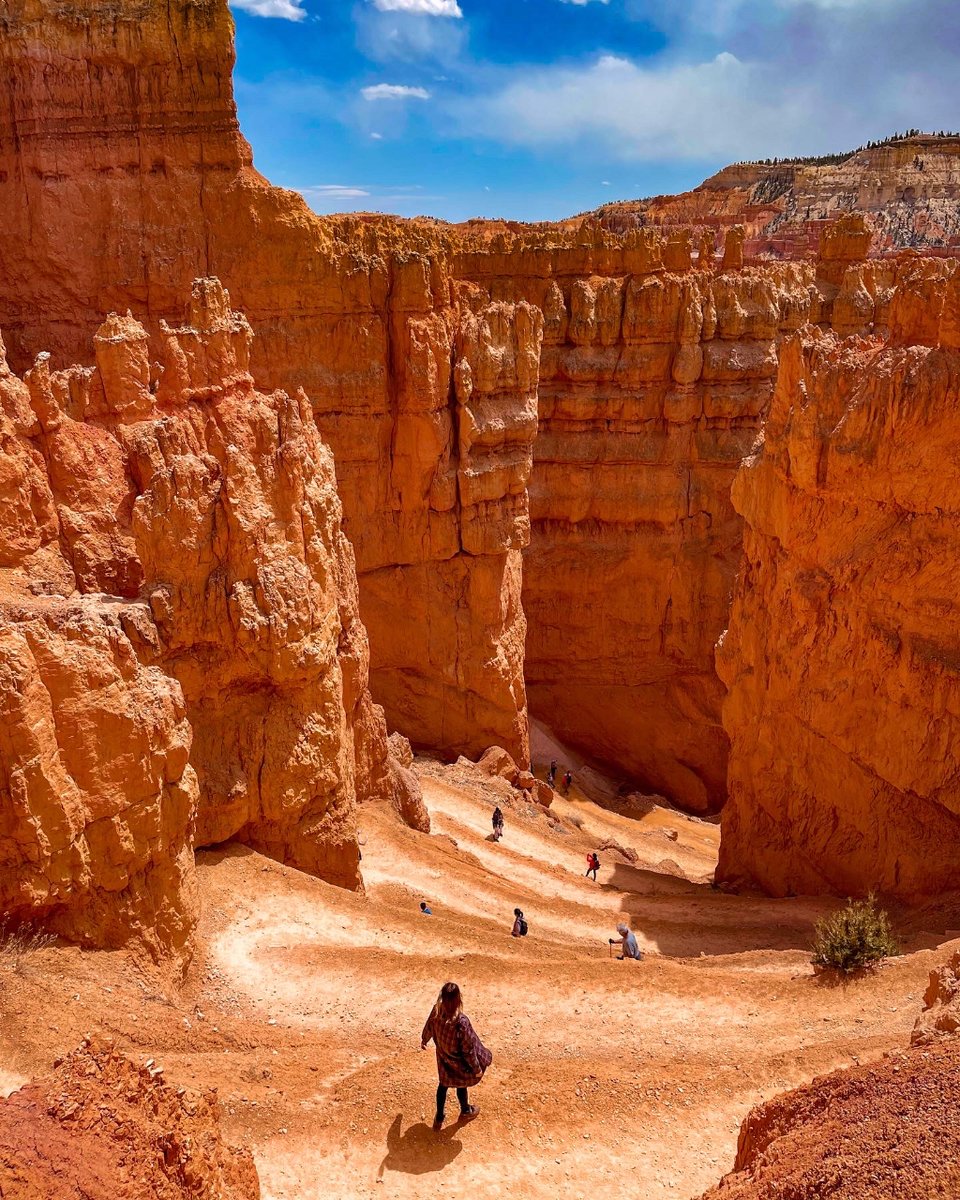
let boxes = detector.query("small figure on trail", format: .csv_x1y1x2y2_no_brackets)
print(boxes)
512,907,528,938
492,806,504,841
562,770,573,795
420,981,492,1132
585,852,600,881
547,760,558,788
420,902,433,915
609,922,643,961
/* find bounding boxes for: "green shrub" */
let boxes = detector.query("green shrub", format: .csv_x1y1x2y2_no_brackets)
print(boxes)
811,894,899,973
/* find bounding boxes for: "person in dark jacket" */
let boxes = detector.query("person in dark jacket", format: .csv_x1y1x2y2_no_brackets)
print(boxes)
420,982,492,1131
492,806,504,841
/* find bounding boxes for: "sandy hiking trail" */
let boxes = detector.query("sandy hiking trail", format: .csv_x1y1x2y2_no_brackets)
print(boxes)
0,766,952,1200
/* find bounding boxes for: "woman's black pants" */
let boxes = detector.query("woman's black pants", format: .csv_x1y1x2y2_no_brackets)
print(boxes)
436,1085,469,1116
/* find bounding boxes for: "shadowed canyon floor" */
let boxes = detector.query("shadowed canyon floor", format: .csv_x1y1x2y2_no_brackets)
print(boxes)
0,766,955,1200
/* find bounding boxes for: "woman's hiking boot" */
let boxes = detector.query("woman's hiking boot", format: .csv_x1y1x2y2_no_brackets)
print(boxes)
458,1105,480,1123
432,1112,444,1132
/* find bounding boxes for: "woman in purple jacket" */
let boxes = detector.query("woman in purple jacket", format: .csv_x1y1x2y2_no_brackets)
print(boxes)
420,982,492,1131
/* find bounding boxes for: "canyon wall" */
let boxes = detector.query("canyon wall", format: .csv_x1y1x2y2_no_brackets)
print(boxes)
717,258,960,899
3,0,960,898
457,228,840,811
0,0,540,767
0,278,417,953
591,136,960,258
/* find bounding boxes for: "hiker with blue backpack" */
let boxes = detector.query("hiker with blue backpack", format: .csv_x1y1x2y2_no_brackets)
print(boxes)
511,908,528,938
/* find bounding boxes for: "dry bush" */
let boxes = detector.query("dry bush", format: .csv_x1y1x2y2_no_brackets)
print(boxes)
812,895,898,973
0,919,57,975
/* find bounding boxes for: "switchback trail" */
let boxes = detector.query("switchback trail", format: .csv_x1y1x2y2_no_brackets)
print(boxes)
0,765,948,1200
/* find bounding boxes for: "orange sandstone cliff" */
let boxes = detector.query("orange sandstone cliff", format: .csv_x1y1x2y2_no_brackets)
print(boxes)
453,222,875,812
0,0,541,767
3,0,960,897
0,278,420,953
717,258,960,899
455,230,806,809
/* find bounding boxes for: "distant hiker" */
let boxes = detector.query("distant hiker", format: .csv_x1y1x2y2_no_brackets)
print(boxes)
586,852,600,881
492,806,504,841
609,922,643,961
420,982,492,1132
512,907,528,938
547,760,558,787
562,770,573,795
420,902,433,915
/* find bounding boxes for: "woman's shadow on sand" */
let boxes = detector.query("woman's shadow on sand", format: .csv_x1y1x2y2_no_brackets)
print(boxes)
377,1113,463,1177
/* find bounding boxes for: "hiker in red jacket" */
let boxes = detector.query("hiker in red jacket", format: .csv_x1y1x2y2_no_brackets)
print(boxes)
585,852,600,881
420,982,492,1132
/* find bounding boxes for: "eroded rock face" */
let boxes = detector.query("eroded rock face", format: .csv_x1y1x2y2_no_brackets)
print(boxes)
0,594,199,957
0,331,199,954
355,284,541,764
455,226,830,811
717,261,960,899
0,1040,260,1199
699,1040,960,1200
912,950,960,1043
0,0,542,767
591,135,960,257
0,279,417,953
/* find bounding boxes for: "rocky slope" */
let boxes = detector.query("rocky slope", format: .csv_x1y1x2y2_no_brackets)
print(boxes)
717,258,960,900
0,278,420,954
0,1040,260,1199
700,1038,960,1200
591,136,960,258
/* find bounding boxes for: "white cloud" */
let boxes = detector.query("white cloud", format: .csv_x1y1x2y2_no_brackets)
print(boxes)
362,83,431,100
454,1,959,169
370,0,462,14
296,183,447,216
370,132,385,139
560,0,609,5
458,52,782,162
301,185,372,199
230,0,307,19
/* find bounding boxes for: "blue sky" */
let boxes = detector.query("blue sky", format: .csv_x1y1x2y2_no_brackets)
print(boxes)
231,0,960,223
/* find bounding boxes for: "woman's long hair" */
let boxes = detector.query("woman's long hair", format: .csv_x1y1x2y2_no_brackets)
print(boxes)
433,981,463,1023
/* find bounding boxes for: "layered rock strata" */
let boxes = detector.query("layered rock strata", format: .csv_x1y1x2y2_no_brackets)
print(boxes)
457,227,841,811
717,259,960,898
0,0,541,767
591,135,960,257
0,279,419,952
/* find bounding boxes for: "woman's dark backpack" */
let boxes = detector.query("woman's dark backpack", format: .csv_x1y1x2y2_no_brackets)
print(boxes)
519,916,528,936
